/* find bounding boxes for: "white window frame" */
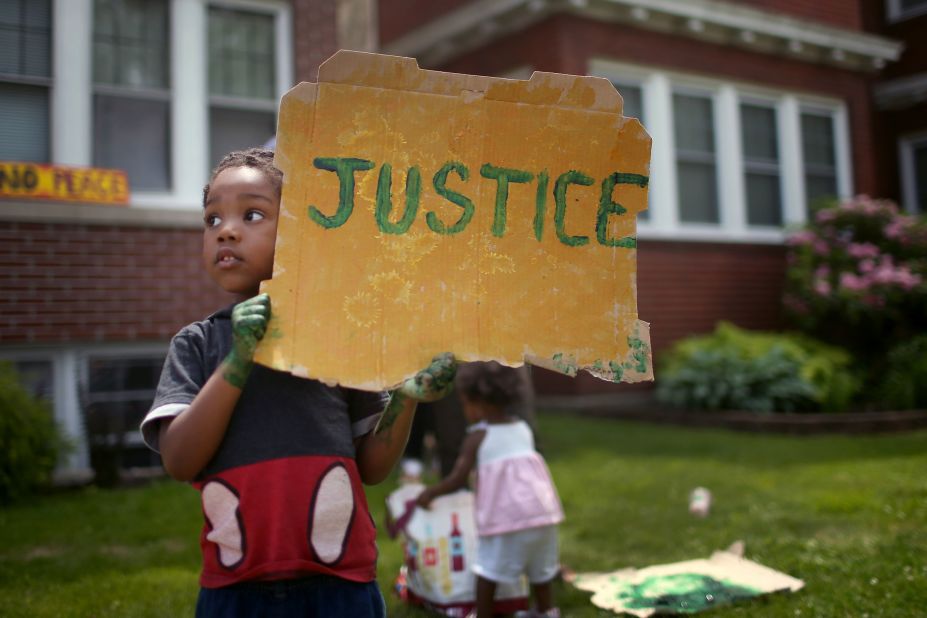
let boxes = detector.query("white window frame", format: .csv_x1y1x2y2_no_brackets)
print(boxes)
899,131,927,214
49,0,293,211
0,342,168,479
886,0,927,22
588,58,853,243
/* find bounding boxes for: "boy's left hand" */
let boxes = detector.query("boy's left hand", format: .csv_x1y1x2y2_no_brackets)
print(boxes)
398,353,456,402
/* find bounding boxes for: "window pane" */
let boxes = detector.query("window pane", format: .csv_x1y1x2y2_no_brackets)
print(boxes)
746,173,782,226
12,360,54,404
741,104,778,161
0,0,51,77
900,0,927,11
741,104,781,226
801,113,835,166
677,161,719,223
913,143,927,213
805,173,838,207
94,95,170,190
674,94,714,153
0,83,49,161
209,7,275,99
675,93,718,223
88,357,163,393
93,0,169,89
210,107,276,168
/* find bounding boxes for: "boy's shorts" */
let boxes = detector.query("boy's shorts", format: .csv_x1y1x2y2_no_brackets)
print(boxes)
473,525,560,585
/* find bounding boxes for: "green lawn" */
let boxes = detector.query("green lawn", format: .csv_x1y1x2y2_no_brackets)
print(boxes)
2,414,926,617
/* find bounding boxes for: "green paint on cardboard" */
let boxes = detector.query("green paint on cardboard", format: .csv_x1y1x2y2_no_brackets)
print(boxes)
307,157,375,228
554,170,594,247
613,573,761,613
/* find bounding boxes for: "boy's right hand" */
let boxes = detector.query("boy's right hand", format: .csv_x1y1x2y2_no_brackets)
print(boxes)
231,293,271,361
223,294,270,388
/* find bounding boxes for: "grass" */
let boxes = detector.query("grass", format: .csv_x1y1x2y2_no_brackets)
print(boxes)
2,413,926,617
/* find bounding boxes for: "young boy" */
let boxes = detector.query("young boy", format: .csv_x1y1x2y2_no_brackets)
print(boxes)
140,148,456,616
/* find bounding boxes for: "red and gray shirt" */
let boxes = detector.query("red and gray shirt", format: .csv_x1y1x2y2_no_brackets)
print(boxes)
141,306,388,588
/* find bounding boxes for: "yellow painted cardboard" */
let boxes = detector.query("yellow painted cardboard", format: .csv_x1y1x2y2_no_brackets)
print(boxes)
0,161,129,205
255,51,652,390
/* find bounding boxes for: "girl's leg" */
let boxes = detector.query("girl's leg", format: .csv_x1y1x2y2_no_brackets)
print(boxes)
475,576,497,618
532,579,553,613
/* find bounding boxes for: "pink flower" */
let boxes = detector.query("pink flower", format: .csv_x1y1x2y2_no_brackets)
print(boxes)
815,209,837,224
813,240,831,255
813,279,832,296
815,265,831,278
839,272,869,292
847,242,880,259
787,230,817,246
859,259,875,274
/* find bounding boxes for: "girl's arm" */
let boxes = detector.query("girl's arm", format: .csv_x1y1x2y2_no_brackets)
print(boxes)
415,429,484,508
159,295,269,481
355,353,456,485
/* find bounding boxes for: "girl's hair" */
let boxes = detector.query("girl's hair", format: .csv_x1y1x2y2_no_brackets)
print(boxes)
202,147,283,208
455,361,523,408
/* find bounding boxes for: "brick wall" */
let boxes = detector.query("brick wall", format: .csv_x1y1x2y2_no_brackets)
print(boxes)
377,0,472,44
0,222,234,343
737,0,863,30
292,0,339,83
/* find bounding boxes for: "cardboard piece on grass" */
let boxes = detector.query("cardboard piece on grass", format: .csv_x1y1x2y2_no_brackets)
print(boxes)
255,50,652,390
569,544,805,616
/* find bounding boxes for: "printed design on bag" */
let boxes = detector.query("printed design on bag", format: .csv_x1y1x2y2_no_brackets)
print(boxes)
307,462,356,565
202,479,247,569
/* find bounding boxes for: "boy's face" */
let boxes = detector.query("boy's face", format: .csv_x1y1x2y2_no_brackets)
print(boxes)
202,166,279,300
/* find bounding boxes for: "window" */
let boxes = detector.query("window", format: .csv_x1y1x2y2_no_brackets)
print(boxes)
12,359,54,403
900,135,927,214
674,93,719,224
801,111,838,210
887,0,927,21
0,0,51,162
741,103,782,226
208,6,277,167
93,0,171,191
83,355,164,468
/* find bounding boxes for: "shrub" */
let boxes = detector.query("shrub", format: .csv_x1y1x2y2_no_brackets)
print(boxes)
0,362,61,504
783,196,927,362
876,335,927,410
657,322,858,413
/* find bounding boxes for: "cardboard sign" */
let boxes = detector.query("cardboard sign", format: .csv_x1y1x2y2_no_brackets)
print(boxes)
255,51,652,390
570,545,804,616
0,161,129,205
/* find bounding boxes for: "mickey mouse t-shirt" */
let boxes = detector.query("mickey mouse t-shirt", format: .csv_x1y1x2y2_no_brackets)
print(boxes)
141,306,388,588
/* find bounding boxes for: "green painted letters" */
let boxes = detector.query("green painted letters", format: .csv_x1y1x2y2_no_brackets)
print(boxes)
534,171,549,241
307,157,375,228
596,172,648,248
554,170,594,247
376,163,421,234
480,164,533,237
427,161,474,235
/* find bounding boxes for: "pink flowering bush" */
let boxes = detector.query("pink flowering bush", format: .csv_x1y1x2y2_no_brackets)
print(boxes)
784,196,927,400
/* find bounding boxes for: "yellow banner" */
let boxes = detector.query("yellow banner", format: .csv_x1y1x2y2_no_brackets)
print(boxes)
255,51,652,390
0,161,129,205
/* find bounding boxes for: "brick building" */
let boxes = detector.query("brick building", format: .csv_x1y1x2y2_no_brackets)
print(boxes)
0,0,923,478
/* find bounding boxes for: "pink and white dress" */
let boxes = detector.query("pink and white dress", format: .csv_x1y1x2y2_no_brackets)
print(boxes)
472,420,564,537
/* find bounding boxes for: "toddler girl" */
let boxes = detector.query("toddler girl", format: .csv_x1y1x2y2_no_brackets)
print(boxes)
416,362,563,618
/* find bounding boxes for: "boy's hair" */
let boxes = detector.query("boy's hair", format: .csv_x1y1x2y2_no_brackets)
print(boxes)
203,147,283,208
455,361,523,408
